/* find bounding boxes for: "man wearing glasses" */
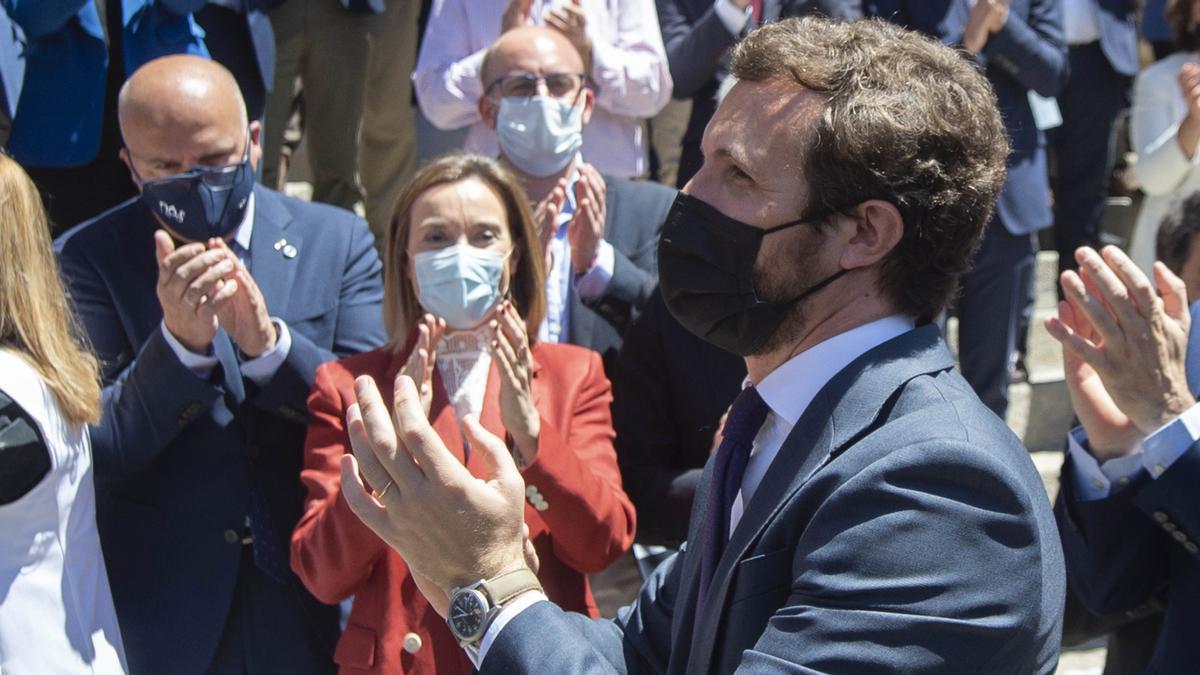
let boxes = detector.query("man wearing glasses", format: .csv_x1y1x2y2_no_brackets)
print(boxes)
414,0,672,180
477,25,677,376
54,55,386,675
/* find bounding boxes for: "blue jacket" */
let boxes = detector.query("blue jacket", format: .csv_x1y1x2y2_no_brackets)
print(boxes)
55,186,386,675
3,0,208,167
866,0,1069,236
482,326,1066,674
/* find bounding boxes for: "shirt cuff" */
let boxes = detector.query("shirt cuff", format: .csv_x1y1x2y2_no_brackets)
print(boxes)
714,0,751,35
160,321,218,379
469,591,548,668
1066,426,1144,500
573,239,615,301
1140,401,1200,478
239,319,292,387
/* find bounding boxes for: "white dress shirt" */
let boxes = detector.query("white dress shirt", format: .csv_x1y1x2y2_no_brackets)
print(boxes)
161,194,293,384
468,314,918,666
0,350,128,674
412,0,672,178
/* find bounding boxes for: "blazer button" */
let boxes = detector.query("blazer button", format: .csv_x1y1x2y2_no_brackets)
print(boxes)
1185,542,1199,555
1153,511,1169,523
224,529,240,544
1162,521,1178,533
403,632,422,654
1172,530,1188,544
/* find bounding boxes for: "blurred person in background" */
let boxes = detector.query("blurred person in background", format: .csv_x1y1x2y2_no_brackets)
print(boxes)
1127,0,1200,275
55,55,386,674
197,0,277,122
290,154,635,673
414,0,672,179
0,154,127,674
656,0,860,188
3,0,209,233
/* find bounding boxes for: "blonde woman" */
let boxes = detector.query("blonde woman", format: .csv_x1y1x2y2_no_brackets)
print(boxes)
0,155,127,674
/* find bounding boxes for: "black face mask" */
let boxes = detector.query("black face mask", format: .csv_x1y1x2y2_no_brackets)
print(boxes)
657,192,847,356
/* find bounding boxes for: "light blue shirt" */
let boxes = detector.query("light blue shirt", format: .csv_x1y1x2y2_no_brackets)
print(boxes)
1068,401,1200,500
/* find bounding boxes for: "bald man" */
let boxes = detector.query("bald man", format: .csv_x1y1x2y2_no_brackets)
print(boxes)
476,26,675,378
55,55,385,675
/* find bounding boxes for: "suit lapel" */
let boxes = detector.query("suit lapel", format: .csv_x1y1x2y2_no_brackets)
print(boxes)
247,188,302,319
685,325,956,673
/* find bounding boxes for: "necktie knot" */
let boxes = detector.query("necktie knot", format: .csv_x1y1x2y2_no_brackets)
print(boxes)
721,385,769,445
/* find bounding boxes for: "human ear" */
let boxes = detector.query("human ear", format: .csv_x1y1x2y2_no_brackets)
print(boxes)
837,200,904,271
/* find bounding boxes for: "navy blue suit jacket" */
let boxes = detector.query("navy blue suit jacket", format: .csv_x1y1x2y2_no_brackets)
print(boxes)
3,0,208,167
1092,0,1139,77
55,186,386,675
657,0,861,186
866,0,1068,236
1056,302,1200,671
570,176,676,376
484,326,1066,674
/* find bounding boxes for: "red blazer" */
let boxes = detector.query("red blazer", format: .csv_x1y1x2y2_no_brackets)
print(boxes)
291,339,636,674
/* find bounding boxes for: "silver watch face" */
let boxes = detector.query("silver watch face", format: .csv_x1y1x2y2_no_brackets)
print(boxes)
449,588,489,641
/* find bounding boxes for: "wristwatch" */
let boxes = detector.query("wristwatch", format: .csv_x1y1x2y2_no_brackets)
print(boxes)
447,568,542,655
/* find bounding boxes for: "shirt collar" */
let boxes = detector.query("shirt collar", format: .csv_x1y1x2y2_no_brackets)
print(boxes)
232,192,256,252
754,314,917,427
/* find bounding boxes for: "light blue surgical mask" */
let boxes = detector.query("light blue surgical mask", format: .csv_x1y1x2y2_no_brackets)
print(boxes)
496,95,584,177
412,245,508,329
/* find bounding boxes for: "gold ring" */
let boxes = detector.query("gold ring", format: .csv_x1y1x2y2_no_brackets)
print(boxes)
374,480,394,500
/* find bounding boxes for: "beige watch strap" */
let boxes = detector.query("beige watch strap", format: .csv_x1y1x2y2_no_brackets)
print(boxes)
481,568,543,606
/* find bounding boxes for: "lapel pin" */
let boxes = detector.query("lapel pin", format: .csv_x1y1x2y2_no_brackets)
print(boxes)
273,238,287,251
282,244,298,259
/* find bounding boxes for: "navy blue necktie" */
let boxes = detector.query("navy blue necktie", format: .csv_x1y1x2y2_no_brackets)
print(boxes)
697,386,770,616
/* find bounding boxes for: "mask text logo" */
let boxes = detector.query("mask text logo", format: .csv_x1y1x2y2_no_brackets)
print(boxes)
158,201,185,224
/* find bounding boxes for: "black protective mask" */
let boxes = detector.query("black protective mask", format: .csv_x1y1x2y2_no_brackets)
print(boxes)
657,192,847,356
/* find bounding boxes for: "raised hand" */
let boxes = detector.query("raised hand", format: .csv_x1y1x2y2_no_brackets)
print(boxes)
490,301,541,464
155,230,238,354
339,374,529,615
545,0,592,66
1044,246,1195,459
568,163,607,275
402,314,446,419
963,0,1010,54
501,0,533,33
533,178,569,269
208,238,276,358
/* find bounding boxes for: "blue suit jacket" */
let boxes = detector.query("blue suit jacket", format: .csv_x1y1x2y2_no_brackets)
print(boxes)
3,0,208,167
1092,0,1139,78
1056,301,1200,671
55,186,386,675
484,326,1066,674
568,176,676,376
866,0,1068,236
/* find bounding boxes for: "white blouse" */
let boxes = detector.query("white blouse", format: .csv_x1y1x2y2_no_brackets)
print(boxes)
436,329,494,421
0,350,127,674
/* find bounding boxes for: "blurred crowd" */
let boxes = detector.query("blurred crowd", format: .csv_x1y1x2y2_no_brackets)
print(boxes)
2,1,1200,673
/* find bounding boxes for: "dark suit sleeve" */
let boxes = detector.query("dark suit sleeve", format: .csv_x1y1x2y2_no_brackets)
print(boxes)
0,391,50,505
155,0,208,16
657,0,739,100
615,293,704,546
57,243,227,482
862,0,908,24
1055,460,1171,617
981,0,1069,97
3,0,89,38
482,546,685,674
249,215,385,422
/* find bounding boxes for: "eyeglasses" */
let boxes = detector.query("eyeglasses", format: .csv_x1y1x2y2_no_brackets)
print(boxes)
484,72,588,100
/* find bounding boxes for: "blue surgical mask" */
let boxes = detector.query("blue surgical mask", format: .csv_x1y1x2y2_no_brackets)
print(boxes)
412,245,508,330
136,133,255,241
496,95,584,177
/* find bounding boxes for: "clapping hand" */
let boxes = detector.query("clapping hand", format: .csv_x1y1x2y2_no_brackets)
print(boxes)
545,0,592,66
501,0,532,33
154,230,238,354
1045,246,1196,461
490,301,541,464
568,163,606,275
402,314,446,419
205,238,277,358
963,0,1010,54
339,374,530,616
534,178,569,271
